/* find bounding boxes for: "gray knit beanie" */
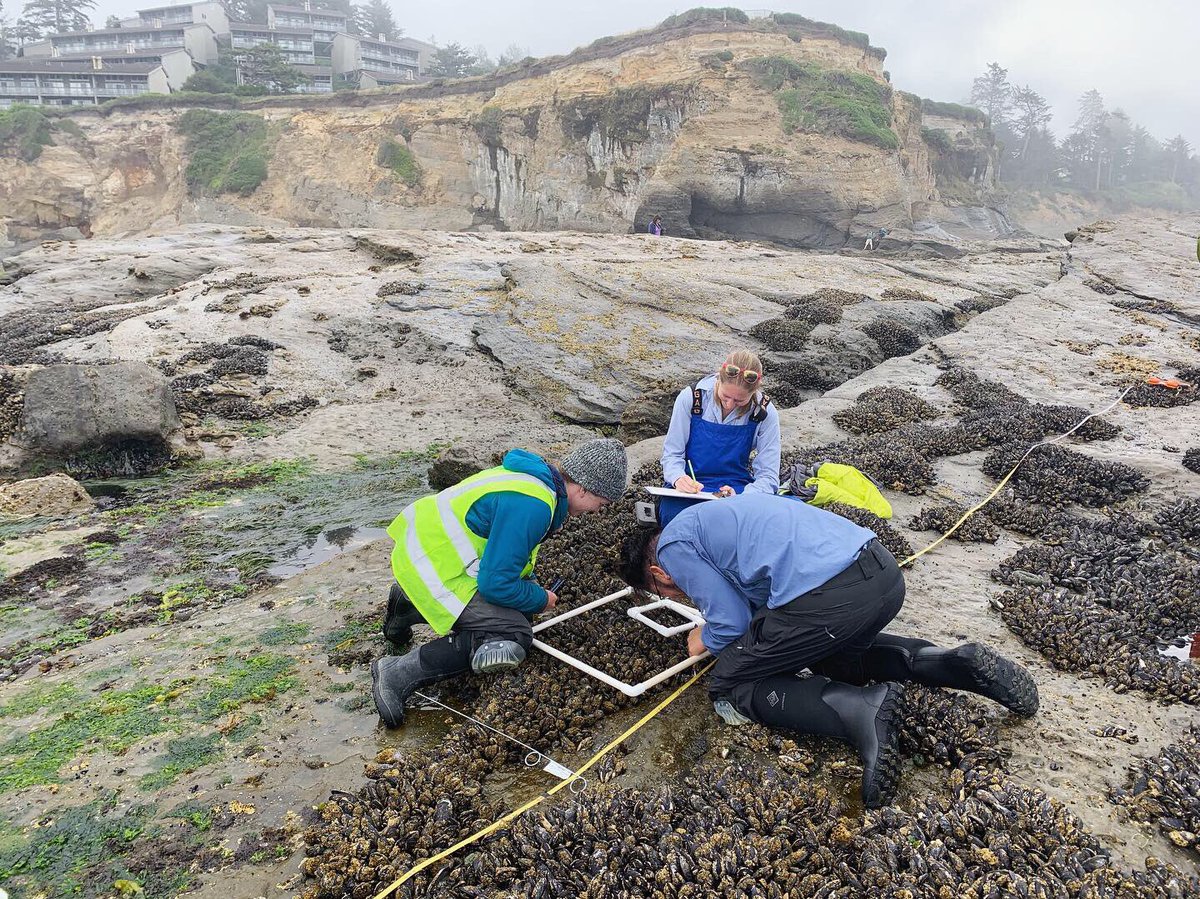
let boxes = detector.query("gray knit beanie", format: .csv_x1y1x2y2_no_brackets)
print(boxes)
560,438,628,502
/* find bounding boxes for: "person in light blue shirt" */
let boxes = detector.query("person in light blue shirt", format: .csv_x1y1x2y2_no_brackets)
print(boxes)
658,349,780,526
616,493,1039,808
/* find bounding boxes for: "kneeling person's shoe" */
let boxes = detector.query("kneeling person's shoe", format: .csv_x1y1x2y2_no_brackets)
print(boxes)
713,699,752,726
471,639,526,674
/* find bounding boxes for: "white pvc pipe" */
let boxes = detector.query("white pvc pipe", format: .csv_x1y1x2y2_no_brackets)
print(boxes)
531,586,632,634
530,639,709,698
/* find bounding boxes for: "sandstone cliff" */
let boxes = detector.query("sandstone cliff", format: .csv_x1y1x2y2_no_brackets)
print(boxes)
0,17,1004,251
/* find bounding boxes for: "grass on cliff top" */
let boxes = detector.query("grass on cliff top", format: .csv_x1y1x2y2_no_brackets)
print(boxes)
920,98,989,125
0,105,56,162
175,108,269,196
743,56,897,150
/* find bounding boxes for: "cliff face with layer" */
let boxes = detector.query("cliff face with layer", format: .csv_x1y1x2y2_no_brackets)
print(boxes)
0,22,1003,251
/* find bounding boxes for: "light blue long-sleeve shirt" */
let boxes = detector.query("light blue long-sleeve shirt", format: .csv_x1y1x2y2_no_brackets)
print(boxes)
656,494,877,655
660,375,780,494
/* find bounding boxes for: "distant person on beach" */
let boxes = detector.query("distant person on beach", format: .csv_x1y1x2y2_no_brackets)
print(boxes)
864,227,889,250
372,439,627,727
648,215,664,236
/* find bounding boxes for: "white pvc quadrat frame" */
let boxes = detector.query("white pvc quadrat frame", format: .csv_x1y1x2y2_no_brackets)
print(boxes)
531,586,711,697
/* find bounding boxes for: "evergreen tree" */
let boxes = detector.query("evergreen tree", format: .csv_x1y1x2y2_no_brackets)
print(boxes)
1009,85,1051,162
234,43,307,93
17,0,95,37
428,42,476,78
496,42,530,67
1067,89,1107,190
104,13,119,27
969,62,1013,130
1126,126,1161,182
0,0,15,59
469,43,496,74
1164,135,1192,184
355,0,397,41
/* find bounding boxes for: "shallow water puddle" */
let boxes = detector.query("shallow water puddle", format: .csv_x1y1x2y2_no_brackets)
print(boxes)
1158,635,1200,663
267,524,389,578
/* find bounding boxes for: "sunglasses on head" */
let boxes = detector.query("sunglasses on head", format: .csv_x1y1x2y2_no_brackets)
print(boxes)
721,363,761,385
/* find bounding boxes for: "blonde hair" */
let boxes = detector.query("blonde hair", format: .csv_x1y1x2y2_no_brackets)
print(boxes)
717,349,764,387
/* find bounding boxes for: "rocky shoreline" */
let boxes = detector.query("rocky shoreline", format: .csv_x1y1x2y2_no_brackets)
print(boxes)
0,214,1197,898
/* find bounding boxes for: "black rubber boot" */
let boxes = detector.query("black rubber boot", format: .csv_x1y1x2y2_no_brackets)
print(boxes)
817,634,1040,718
751,674,905,809
382,583,424,645
370,635,470,727
910,642,1040,718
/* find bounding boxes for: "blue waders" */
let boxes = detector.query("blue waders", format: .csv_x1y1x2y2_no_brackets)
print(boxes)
659,414,758,527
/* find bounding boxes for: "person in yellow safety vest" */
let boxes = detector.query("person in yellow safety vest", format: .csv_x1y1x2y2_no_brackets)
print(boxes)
372,438,629,728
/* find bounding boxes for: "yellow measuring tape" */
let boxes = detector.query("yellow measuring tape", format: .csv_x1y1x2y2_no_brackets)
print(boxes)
371,658,715,899
370,384,1134,898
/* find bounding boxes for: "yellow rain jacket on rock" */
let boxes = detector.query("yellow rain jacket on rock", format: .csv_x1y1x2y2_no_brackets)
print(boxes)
784,461,892,519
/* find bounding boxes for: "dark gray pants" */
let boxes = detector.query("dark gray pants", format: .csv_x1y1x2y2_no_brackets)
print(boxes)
452,595,535,651
708,539,906,714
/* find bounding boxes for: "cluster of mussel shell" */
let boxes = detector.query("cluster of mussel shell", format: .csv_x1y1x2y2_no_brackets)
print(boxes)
1121,367,1199,409
909,502,1000,544
863,318,923,359
1111,728,1200,855
991,496,1200,704
747,317,814,352
299,361,1200,898
832,386,941,436
1185,448,1200,475
783,298,843,325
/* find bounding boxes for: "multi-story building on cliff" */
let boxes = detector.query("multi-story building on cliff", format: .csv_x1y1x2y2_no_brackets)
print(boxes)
21,21,219,65
5,0,428,105
0,58,171,108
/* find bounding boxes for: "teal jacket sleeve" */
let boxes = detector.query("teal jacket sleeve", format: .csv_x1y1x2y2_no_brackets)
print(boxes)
474,492,554,613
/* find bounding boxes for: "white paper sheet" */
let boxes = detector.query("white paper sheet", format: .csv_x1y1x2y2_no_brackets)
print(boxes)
642,485,721,500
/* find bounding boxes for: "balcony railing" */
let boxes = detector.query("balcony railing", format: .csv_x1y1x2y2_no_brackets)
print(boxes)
0,85,42,95
39,84,101,96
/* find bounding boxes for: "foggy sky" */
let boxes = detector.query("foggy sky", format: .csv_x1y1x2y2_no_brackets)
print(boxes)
87,0,1200,150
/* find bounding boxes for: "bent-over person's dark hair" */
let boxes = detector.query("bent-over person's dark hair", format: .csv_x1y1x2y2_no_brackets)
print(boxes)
618,527,660,592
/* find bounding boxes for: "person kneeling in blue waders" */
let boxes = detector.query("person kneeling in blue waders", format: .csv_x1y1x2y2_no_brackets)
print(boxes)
616,493,1039,808
658,349,780,527
372,438,628,727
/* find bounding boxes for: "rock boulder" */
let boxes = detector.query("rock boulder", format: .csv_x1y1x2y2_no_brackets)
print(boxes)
428,443,503,491
0,473,95,517
16,362,180,454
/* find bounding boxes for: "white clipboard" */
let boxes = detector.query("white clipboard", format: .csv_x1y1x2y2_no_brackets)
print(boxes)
642,485,721,501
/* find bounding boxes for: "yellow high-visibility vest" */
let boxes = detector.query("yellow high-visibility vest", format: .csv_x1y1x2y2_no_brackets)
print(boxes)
386,466,557,634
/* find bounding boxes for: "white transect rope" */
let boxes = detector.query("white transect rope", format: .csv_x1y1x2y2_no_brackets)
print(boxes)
413,691,582,785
